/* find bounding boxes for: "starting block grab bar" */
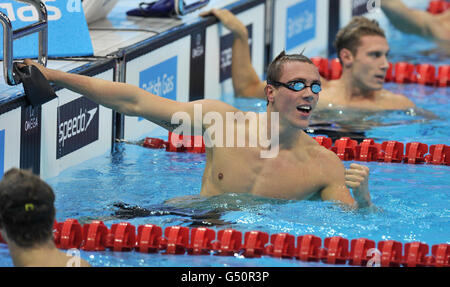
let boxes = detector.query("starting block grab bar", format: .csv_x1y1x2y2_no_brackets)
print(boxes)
0,0,48,85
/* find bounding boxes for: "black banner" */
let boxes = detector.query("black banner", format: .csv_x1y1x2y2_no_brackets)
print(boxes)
0,267,440,285
328,0,340,56
220,24,253,83
352,0,371,16
56,97,99,159
189,28,206,101
20,105,41,175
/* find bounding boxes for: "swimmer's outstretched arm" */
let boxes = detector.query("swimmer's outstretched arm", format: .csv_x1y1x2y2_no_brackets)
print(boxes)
22,59,238,132
319,150,373,210
201,9,266,99
381,0,449,41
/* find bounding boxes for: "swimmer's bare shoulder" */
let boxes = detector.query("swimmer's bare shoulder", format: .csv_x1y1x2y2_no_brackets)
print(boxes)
27,252,91,267
309,140,356,206
434,11,450,41
381,89,415,110
80,259,91,267
60,251,91,267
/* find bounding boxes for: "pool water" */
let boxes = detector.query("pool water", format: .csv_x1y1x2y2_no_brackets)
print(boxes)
1,5,449,266
2,81,447,267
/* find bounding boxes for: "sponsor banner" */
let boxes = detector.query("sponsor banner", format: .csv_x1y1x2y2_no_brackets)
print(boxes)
285,0,316,51
219,24,253,83
352,0,381,16
138,55,178,123
352,0,370,16
340,0,384,28
272,0,328,59
56,96,99,159
40,68,113,180
328,0,340,56
20,105,41,174
0,108,21,178
0,0,93,59
140,56,178,102
124,36,190,141
189,28,206,101
0,129,4,178
204,4,265,100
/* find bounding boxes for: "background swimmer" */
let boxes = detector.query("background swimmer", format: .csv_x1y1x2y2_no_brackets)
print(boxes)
323,16,415,110
0,168,90,267
23,52,373,209
381,0,450,55
203,9,415,111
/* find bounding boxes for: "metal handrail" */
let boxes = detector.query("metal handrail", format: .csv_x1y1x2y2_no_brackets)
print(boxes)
0,0,48,85
175,0,210,16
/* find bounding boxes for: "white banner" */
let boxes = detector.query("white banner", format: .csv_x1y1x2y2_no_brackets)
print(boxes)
272,0,329,58
40,69,114,180
0,107,21,178
204,3,266,101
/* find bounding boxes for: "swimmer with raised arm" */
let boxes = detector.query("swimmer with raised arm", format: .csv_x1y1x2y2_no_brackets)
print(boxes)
381,0,450,54
23,53,373,209
202,9,415,111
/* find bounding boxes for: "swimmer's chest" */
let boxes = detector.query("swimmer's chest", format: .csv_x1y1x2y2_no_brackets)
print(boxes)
321,86,406,110
210,147,324,200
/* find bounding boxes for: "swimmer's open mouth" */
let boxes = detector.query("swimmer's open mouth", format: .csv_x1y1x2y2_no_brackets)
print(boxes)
297,105,312,114
375,75,385,80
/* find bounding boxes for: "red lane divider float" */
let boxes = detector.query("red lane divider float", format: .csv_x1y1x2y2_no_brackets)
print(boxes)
1,219,449,267
310,57,450,87
143,132,449,166
348,238,376,266
107,222,136,252
136,224,163,253
212,229,243,256
427,0,449,14
82,220,109,251
143,132,205,154
265,233,296,259
313,136,450,166
4,219,450,267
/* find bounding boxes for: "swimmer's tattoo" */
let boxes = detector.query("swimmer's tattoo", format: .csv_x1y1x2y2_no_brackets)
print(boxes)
160,120,181,131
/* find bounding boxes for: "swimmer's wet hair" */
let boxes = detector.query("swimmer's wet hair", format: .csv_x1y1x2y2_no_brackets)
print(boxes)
266,50,314,83
0,168,55,248
334,16,386,63
265,51,315,105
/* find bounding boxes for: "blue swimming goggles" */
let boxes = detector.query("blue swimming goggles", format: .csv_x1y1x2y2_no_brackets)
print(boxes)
267,79,322,94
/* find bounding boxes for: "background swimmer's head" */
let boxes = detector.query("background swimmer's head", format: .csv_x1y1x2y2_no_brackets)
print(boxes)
335,17,390,91
335,16,386,63
0,168,56,248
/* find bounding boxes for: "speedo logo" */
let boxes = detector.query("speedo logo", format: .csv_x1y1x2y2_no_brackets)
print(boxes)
58,107,97,147
56,97,99,159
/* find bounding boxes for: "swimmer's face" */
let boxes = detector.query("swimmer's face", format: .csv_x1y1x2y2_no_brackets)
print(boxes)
348,35,390,91
267,61,320,129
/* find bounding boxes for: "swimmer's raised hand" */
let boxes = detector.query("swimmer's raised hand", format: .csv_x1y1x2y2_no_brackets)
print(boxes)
200,9,248,39
345,163,372,208
21,59,53,81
